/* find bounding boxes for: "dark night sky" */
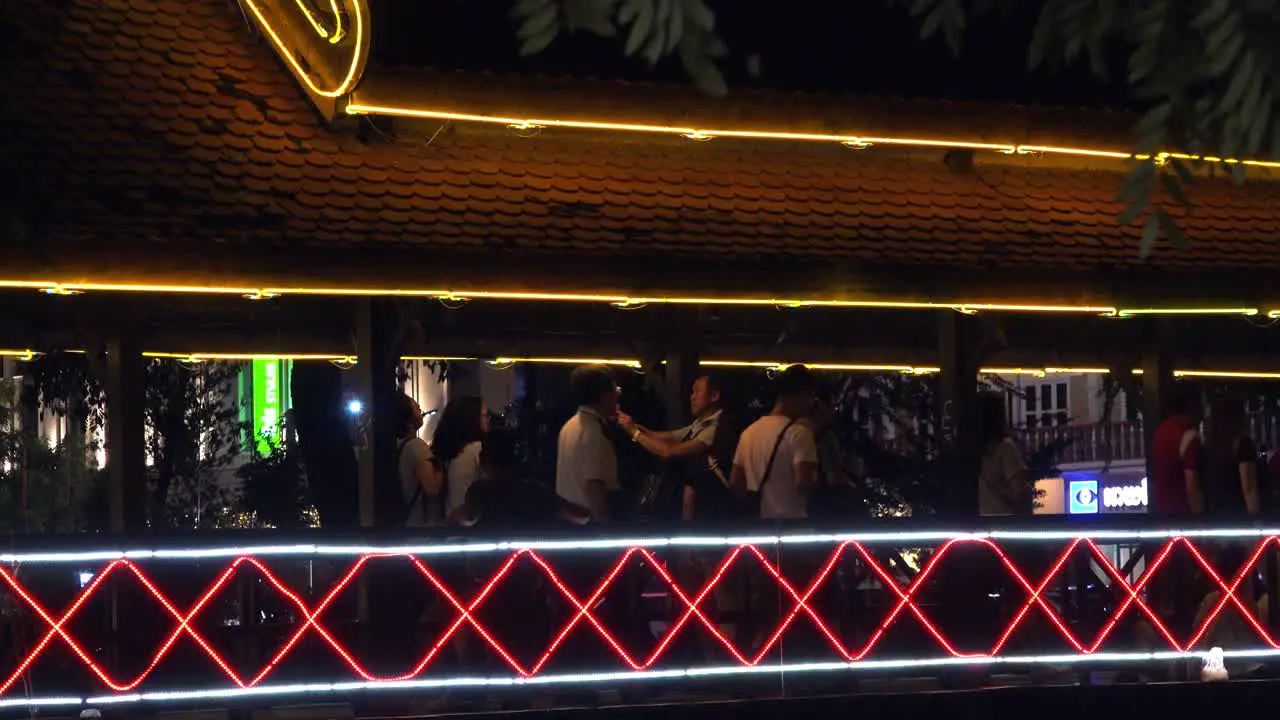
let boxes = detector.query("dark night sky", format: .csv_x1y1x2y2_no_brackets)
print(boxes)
370,0,1133,109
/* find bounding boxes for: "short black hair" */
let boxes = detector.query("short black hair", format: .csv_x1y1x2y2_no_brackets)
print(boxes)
481,427,517,470
388,393,417,433
571,364,616,407
775,364,817,398
1169,384,1202,416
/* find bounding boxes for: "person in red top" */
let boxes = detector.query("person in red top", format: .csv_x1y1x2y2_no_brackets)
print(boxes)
1146,386,1204,661
1149,387,1205,517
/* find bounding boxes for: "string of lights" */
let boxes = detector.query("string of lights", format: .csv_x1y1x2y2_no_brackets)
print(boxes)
0,531,1274,708
342,102,1280,170
1,280,1274,318
3,349,1277,381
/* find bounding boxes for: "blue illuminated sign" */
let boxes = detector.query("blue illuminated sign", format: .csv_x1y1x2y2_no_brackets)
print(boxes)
1068,480,1099,515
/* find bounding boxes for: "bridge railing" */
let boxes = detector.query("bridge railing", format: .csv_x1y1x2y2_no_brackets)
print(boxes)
0,520,1276,714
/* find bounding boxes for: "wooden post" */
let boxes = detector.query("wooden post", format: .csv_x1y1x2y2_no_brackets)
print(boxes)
354,298,398,529
105,333,146,532
663,310,701,429
935,311,980,519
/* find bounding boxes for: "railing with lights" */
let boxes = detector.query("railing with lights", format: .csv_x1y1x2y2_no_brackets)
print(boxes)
0,522,1276,713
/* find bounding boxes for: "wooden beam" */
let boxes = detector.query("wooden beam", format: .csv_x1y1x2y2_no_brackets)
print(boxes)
936,311,980,519
1141,319,1175,484
104,333,145,531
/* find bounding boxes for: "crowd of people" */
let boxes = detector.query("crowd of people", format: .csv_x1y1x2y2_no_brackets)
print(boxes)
381,364,1275,683
391,363,863,530
392,363,1275,530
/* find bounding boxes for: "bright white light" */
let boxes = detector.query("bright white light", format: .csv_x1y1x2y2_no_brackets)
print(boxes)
346,400,363,415
77,571,93,588
2,527,1280,565
59,647,1251,708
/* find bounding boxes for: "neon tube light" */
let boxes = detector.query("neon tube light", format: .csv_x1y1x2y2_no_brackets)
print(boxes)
7,279,1269,320
4,648,1242,709
0,532,1277,709
343,102,1280,169
241,0,367,98
7,349,1280,381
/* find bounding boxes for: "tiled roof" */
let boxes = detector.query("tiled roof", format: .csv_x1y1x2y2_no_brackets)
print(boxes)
3,0,1280,302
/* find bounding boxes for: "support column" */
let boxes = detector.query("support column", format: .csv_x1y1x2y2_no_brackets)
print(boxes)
1140,319,1175,483
105,333,146,532
663,310,701,429
936,311,980,519
354,298,399,529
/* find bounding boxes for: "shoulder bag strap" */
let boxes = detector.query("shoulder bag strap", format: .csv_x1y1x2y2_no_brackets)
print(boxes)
400,438,426,521
758,419,799,492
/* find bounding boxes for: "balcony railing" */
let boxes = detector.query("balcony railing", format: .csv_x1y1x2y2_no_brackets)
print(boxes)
1019,416,1280,467
0,521,1276,715
1019,422,1146,466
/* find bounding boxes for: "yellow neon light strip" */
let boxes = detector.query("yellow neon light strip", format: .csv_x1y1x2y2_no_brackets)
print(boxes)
1173,370,1280,380
243,0,365,98
3,280,1272,319
293,0,344,42
9,349,1280,379
979,368,1047,377
343,103,1280,169
1116,308,1259,317
491,356,642,368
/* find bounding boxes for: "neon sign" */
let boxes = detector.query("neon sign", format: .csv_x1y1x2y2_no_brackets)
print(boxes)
251,359,281,452
0,529,1275,710
1102,477,1148,513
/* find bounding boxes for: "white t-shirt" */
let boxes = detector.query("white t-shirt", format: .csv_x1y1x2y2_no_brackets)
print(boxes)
556,407,619,521
442,441,482,518
733,415,818,519
398,436,434,527
978,437,1027,516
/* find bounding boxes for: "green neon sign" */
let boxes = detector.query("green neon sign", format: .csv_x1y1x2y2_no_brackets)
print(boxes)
252,359,281,453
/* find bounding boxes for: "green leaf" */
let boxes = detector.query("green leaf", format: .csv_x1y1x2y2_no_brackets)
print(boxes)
1159,171,1190,209
643,26,666,64
1219,50,1255,115
1139,212,1160,258
516,2,559,39
665,0,684,53
1192,0,1229,30
679,32,727,96
683,0,714,31
564,0,618,36
1204,14,1243,76
624,0,654,55
511,0,552,19
1157,208,1188,251
619,0,645,23
519,24,559,54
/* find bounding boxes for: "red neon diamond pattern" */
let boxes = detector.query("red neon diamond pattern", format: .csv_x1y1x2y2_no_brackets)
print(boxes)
1,536,1276,696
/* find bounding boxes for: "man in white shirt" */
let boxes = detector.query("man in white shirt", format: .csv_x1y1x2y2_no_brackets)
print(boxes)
556,365,621,521
732,365,819,520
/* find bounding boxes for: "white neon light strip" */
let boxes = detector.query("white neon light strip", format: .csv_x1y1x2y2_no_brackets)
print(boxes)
0,648,1241,708
2,528,1278,565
